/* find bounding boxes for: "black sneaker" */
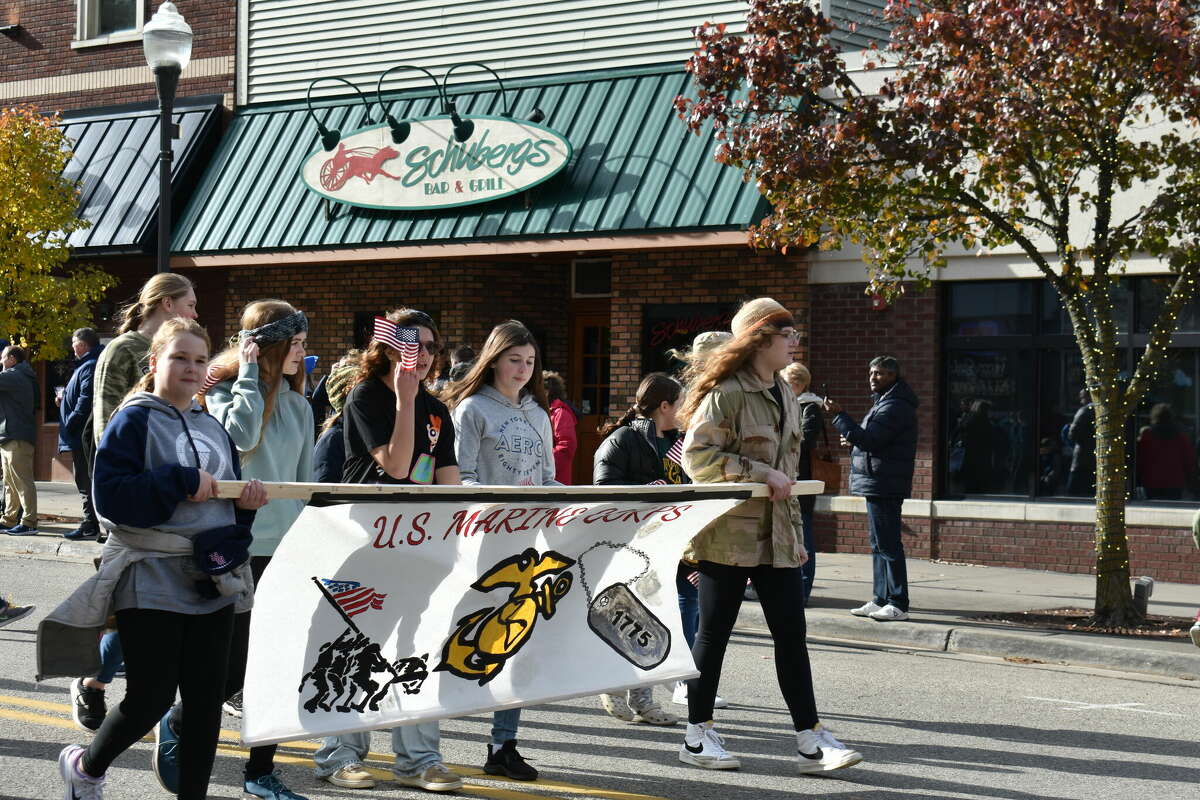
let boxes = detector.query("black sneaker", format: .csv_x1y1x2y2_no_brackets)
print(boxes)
223,690,243,718
63,527,98,541
484,740,538,781
70,678,107,732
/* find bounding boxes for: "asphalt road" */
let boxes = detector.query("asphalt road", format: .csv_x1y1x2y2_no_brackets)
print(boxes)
2,551,1197,800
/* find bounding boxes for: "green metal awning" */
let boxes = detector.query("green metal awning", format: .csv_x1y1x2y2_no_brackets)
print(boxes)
172,66,766,254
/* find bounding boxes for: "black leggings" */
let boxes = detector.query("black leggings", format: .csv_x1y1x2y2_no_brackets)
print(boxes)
83,606,234,800
686,562,819,731
223,555,277,779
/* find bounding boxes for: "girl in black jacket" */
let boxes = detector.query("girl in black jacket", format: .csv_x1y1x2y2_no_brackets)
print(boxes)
593,373,686,725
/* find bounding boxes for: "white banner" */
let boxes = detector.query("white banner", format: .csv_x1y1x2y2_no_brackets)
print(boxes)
242,487,750,745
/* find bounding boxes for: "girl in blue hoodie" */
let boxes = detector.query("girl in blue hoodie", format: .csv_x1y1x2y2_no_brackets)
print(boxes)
53,317,266,800
443,320,558,781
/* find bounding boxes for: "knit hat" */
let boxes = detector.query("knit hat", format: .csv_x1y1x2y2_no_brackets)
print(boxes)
325,359,358,414
730,298,794,338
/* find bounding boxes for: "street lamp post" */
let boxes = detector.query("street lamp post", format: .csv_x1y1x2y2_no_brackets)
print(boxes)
143,2,193,274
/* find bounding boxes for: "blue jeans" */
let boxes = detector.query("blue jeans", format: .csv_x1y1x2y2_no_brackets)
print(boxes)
96,630,124,683
865,496,908,612
491,708,519,748
314,721,441,778
800,509,815,603
675,563,699,648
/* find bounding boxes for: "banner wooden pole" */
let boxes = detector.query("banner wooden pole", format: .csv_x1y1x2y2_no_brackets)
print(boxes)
214,480,825,501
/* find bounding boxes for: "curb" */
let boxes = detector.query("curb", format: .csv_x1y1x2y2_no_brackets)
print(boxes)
0,532,100,560
736,604,1200,681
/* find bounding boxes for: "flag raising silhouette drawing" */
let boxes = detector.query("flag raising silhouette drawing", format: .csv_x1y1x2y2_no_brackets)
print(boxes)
373,317,420,370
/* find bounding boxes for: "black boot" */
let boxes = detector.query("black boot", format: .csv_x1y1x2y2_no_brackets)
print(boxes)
484,739,538,781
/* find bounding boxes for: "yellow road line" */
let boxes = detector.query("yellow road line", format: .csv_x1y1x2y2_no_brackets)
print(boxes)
0,694,667,800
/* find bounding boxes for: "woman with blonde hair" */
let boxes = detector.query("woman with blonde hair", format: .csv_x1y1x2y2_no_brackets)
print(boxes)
782,361,824,603
92,273,197,449
445,320,554,780
176,299,313,800
676,298,861,775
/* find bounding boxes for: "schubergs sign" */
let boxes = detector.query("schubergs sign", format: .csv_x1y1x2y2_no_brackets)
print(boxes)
300,116,571,210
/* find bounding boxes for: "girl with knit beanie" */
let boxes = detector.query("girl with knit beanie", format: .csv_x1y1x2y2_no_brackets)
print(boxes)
675,298,863,775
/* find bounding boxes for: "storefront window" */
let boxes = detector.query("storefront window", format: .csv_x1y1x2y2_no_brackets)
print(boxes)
944,279,1194,504
946,351,1032,494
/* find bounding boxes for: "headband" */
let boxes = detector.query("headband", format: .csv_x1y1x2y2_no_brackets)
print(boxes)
239,310,308,345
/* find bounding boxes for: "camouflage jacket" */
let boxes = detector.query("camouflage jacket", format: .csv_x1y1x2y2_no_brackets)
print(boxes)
682,368,804,568
92,331,150,445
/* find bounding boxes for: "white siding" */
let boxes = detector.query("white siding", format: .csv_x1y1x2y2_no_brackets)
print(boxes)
242,0,749,104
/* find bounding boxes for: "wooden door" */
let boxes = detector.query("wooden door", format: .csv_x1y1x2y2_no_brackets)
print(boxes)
568,298,611,485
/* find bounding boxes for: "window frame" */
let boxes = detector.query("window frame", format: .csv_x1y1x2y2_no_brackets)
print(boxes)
72,0,145,49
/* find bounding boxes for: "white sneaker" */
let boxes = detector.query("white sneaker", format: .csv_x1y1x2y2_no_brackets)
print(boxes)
795,728,862,773
868,604,909,621
59,744,105,799
679,722,740,770
670,681,729,708
850,601,882,617
1190,620,1200,649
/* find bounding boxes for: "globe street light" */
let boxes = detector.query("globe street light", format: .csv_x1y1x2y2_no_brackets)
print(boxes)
143,2,193,273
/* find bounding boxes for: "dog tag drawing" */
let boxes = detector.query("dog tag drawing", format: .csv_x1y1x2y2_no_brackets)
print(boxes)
578,542,671,669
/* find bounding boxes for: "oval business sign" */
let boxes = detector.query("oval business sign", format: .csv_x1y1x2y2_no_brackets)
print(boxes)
299,116,572,211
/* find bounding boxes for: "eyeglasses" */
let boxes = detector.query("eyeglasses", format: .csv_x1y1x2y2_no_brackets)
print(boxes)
771,329,802,343
420,340,443,355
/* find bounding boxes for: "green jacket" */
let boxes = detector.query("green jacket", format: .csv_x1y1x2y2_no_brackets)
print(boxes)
682,368,804,567
92,331,150,445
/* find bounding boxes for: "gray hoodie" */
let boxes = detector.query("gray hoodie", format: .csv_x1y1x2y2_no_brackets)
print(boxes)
0,360,38,444
452,384,558,486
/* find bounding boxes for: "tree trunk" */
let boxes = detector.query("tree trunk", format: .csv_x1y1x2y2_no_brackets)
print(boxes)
1091,400,1141,626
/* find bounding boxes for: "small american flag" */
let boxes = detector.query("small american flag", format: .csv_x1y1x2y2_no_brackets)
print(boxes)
320,578,387,618
665,437,684,466
198,364,223,396
373,317,420,370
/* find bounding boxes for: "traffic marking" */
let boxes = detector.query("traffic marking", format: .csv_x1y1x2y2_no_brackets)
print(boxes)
1025,696,1184,717
0,693,668,800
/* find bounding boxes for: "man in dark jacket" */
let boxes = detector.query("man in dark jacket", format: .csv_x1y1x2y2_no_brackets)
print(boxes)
825,356,919,621
0,345,40,534
58,329,103,539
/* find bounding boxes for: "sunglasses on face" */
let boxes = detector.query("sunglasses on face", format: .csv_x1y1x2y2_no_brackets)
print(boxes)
419,340,443,355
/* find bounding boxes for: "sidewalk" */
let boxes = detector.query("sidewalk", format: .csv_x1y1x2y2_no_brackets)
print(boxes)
9,482,1200,680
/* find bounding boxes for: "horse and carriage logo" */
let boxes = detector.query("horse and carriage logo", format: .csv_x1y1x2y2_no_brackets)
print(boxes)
319,143,401,191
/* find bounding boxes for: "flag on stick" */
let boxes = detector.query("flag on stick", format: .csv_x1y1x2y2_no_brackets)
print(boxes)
373,318,420,370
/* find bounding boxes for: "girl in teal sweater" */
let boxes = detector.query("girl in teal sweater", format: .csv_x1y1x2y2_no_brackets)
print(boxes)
199,299,314,800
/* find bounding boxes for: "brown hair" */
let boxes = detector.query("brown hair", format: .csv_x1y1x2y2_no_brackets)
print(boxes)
543,370,567,403
677,300,794,430
204,300,305,453
442,320,547,411
131,318,212,396
115,273,195,334
600,372,682,435
353,308,441,389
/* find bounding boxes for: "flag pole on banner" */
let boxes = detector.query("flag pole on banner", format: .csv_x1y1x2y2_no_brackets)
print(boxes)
214,480,823,501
